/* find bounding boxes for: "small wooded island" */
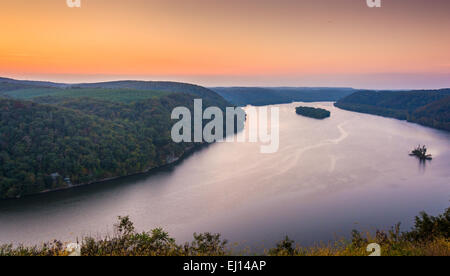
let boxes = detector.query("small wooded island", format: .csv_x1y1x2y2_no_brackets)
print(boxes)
295,106,331,119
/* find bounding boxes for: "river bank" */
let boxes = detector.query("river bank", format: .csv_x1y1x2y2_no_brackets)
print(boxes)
5,144,204,200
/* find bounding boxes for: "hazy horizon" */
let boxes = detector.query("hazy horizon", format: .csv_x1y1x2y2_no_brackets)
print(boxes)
2,73,450,90
1,0,450,90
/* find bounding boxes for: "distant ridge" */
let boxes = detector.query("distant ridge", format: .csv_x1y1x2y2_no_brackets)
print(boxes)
210,87,357,106
75,80,223,100
0,77,67,88
0,77,223,101
335,89,450,131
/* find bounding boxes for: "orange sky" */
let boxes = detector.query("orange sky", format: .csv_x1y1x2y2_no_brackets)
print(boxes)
1,0,449,88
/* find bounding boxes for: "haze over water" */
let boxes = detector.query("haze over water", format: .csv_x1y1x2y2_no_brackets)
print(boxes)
0,102,449,249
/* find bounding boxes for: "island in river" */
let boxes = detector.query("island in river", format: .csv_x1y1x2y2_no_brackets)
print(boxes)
295,106,331,119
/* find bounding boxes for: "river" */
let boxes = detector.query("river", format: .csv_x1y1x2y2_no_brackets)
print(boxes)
0,102,449,250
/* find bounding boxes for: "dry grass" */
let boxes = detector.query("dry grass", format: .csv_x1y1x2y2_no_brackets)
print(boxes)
2,207,449,256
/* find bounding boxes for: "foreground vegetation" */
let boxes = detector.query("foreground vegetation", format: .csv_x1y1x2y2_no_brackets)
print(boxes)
1,207,448,256
295,106,331,119
335,89,450,131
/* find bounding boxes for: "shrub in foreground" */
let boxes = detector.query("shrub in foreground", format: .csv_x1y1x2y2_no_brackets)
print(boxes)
1,207,449,256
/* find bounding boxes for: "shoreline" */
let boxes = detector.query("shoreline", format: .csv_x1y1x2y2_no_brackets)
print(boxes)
4,143,208,201
334,103,450,133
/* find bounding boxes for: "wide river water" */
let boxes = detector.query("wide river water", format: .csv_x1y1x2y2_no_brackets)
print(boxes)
0,102,449,249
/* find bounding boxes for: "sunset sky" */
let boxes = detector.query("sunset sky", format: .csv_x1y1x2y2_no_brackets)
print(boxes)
1,0,449,88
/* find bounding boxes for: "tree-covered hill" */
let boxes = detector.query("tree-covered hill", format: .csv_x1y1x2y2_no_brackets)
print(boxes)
0,77,66,89
75,80,224,102
0,77,237,199
0,88,173,104
211,87,356,106
335,89,450,131
0,95,196,198
410,96,450,131
0,78,228,105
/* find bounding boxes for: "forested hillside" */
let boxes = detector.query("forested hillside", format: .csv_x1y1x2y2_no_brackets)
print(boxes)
211,87,356,106
0,88,173,103
76,80,224,102
0,78,228,106
0,78,236,199
0,77,66,89
335,89,450,131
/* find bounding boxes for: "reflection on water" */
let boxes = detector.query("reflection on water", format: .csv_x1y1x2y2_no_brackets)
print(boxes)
0,102,449,249
418,159,429,173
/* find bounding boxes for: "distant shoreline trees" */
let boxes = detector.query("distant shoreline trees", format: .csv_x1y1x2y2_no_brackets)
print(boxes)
335,90,450,132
